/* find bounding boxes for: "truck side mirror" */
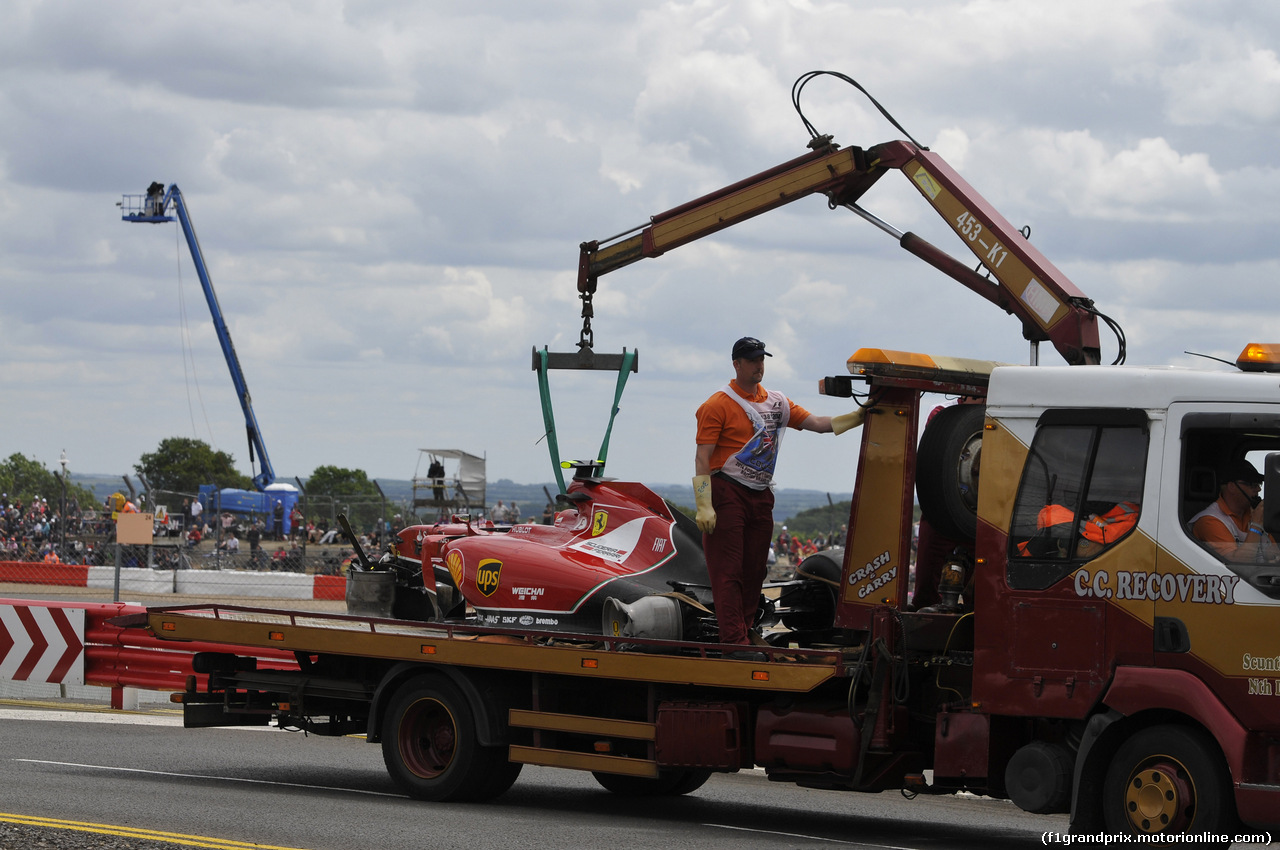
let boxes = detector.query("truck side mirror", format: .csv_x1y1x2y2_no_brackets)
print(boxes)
1265,452,1280,537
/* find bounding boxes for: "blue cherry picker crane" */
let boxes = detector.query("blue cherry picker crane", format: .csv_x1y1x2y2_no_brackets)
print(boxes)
120,183,295,524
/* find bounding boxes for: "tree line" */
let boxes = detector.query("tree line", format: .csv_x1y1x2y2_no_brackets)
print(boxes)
3,439,393,531
0,453,98,509
135,437,393,529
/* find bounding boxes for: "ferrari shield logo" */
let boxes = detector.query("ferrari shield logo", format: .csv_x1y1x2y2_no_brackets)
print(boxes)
592,510,609,536
476,558,502,597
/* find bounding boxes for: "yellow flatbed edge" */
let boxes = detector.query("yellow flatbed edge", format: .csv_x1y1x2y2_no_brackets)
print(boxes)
145,606,843,694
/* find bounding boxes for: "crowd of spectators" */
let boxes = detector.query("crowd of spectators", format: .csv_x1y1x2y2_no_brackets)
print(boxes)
489,500,523,524
775,526,845,566
0,491,372,574
182,510,362,573
0,491,105,563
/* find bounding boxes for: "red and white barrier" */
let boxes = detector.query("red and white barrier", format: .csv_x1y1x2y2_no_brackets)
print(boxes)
0,562,345,601
1,598,300,708
0,602,85,685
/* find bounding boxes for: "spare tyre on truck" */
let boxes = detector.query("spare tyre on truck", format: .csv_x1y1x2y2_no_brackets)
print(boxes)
915,403,985,540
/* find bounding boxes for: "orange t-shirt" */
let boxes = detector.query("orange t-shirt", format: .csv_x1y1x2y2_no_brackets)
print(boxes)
696,381,810,472
1192,497,1251,559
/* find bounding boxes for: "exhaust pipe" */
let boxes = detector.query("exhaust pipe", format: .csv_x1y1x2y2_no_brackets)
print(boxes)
602,596,684,641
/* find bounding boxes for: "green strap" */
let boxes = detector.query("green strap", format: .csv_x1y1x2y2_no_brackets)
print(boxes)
536,347,636,493
595,349,636,476
535,348,568,494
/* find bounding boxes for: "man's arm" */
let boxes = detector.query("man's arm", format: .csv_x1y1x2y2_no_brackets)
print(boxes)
695,443,716,476
799,415,833,433
1192,514,1265,562
798,408,865,435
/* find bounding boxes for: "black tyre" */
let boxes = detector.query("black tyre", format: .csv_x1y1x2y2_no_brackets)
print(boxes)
592,768,712,797
795,547,844,584
916,404,985,540
780,547,843,631
1102,725,1235,843
381,677,517,802
474,756,523,800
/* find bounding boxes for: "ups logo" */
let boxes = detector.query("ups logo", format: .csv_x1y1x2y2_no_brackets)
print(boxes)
476,558,502,597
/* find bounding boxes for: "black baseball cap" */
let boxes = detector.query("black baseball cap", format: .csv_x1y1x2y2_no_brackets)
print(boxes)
732,337,772,360
1223,458,1263,485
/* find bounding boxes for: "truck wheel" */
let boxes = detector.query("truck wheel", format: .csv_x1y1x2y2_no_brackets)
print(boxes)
916,404,984,540
591,768,712,796
474,757,523,801
1101,725,1235,842
382,677,516,802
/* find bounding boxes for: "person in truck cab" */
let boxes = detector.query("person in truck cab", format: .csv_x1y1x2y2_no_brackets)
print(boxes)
693,336,865,651
1191,459,1277,562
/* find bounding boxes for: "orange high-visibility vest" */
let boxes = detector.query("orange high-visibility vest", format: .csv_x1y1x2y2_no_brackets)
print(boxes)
1081,501,1139,544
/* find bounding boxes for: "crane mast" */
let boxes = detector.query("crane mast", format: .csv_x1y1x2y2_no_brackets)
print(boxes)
121,184,275,490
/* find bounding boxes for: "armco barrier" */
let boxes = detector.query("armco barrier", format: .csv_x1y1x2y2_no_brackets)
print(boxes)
0,562,90,586
2,598,299,709
0,561,346,601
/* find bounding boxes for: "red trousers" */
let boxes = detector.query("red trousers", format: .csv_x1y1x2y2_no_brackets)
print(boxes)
704,474,774,645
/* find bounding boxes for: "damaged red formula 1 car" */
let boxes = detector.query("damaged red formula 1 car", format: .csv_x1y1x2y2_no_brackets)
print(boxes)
345,468,843,649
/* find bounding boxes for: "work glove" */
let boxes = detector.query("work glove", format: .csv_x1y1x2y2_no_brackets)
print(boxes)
831,408,867,436
692,474,716,534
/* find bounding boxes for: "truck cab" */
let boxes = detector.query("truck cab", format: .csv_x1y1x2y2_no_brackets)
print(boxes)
838,346,1280,833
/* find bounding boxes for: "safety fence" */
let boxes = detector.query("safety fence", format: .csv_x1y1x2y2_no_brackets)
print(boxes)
1,598,299,709
11,539,354,571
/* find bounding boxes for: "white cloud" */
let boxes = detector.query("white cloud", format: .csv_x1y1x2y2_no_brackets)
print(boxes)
1038,133,1221,221
1162,46,1280,126
2,0,1280,494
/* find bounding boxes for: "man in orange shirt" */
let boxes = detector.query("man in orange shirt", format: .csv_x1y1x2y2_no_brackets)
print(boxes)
693,337,865,652
1192,459,1275,562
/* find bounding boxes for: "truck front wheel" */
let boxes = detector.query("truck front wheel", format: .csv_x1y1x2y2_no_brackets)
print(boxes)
1101,725,1235,843
382,677,519,802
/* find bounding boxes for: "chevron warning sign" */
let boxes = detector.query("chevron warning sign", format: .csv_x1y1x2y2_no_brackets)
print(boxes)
0,604,85,685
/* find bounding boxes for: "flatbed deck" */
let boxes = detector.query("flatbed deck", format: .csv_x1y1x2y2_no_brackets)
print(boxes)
137,604,850,693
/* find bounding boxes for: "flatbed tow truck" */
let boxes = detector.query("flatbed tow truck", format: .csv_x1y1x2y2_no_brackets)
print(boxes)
122,344,1280,841
117,76,1280,843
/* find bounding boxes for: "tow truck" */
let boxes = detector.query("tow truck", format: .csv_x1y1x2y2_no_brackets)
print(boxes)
117,75,1279,842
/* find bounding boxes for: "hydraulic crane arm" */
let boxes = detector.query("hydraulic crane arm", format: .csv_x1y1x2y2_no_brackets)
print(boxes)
121,184,276,489
579,138,1103,366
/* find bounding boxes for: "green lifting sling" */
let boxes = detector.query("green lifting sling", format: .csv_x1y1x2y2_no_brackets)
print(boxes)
533,346,639,494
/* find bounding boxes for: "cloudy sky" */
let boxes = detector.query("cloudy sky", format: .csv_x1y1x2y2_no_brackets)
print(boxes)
3,0,1278,496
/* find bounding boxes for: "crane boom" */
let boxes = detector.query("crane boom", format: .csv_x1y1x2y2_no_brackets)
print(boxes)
579,138,1102,365
121,184,276,489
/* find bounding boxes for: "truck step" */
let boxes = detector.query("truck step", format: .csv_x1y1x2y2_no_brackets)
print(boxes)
508,708,655,740
508,745,658,777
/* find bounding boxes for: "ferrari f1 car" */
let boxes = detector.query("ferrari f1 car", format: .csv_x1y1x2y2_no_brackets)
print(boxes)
345,469,844,648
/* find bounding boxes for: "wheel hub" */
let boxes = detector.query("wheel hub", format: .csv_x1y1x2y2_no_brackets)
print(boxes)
955,435,981,514
1124,758,1194,834
400,698,457,779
